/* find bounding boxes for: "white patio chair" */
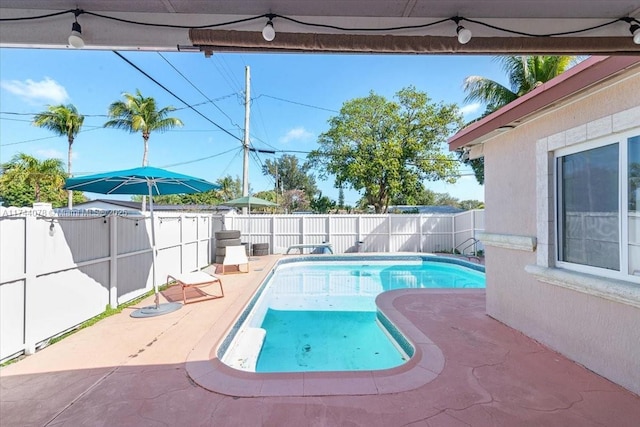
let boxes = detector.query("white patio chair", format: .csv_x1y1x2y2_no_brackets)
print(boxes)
222,245,249,274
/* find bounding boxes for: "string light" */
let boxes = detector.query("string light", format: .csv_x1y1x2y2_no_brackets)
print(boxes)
1,9,638,46
262,14,276,41
621,17,640,44
452,17,472,44
68,9,84,48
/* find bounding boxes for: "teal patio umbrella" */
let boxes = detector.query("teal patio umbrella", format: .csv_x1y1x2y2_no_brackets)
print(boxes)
65,166,220,317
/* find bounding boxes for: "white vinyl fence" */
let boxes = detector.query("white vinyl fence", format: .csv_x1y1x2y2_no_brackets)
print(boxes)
0,209,483,361
225,210,484,255
0,211,222,362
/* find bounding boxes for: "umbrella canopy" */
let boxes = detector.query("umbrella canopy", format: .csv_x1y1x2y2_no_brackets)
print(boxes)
64,166,220,318
223,195,278,209
65,166,218,196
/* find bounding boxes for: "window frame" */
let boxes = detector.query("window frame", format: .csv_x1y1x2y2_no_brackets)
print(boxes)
554,130,639,284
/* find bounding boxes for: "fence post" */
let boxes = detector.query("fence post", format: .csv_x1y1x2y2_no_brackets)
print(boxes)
357,215,362,252
109,215,118,309
23,216,37,355
270,216,276,255
326,215,331,244
387,215,392,252
419,214,424,253
452,214,456,252
300,216,305,244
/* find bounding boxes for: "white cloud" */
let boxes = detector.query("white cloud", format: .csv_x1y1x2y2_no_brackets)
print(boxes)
279,127,314,144
459,103,482,116
0,77,69,104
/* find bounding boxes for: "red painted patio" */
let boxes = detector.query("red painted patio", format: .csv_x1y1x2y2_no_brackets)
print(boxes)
1,255,638,426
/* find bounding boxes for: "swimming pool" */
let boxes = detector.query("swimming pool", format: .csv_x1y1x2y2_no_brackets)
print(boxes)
219,255,485,373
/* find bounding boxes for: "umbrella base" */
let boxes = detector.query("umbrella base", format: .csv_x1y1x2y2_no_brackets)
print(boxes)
130,302,182,318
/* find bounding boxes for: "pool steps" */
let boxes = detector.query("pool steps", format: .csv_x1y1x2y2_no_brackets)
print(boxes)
225,327,266,371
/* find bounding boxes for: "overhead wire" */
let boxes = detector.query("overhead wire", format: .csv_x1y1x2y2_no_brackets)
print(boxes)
112,50,242,143
160,146,240,168
156,52,244,131
0,126,103,146
255,94,340,113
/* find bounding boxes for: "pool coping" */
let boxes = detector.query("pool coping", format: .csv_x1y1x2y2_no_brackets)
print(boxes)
186,288,487,397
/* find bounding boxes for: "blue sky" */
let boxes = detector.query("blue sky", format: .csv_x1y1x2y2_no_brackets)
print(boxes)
0,48,507,205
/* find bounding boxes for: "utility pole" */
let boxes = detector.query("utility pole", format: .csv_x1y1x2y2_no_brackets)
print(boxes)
242,66,250,215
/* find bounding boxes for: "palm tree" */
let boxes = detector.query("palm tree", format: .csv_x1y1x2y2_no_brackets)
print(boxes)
216,175,241,201
1,153,65,204
462,56,576,184
33,104,84,208
104,89,183,209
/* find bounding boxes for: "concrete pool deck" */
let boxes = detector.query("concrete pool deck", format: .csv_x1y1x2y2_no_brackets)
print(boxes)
1,254,639,426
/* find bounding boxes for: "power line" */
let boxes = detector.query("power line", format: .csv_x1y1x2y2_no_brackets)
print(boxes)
160,146,240,168
112,51,243,143
0,111,108,118
256,94,340,113
0,126,103,146
156,52,243,131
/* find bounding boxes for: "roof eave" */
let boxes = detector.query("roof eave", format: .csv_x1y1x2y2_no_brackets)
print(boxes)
448,55,640,151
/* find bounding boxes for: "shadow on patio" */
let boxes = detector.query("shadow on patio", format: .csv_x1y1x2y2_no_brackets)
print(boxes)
1,257,638,426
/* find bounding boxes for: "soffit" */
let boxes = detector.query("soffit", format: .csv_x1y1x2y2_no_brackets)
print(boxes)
1,1,639,53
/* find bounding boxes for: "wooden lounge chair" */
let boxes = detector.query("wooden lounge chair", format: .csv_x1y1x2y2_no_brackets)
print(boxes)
222,245,249,274
167,271,224,304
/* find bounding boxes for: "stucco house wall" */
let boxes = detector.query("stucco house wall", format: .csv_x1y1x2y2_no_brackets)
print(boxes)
476,64,640,394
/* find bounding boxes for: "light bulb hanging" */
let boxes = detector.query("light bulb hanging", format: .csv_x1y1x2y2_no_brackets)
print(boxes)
262,14,276,41
630,23,640,45
68,9,84,48
452,17,472,44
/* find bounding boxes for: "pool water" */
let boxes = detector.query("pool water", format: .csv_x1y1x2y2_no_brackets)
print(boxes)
220,257,485,373
256,309,406,372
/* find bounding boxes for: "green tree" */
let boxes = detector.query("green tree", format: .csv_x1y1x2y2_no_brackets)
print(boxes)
282,189,310,213
33,104,85,208
104,90,183,166
105,90,183,210
433,192,460,207
458,199,485,210
310,193,336,214
216,175,242,201
310,86,462,213
0,153,85,207
390,184,436,206
462,56,576,184
262,155,318,200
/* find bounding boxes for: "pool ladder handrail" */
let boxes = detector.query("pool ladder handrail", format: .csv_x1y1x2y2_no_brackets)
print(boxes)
455,237,482,261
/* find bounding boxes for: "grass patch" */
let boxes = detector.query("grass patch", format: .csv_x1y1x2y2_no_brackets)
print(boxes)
1,283,173,368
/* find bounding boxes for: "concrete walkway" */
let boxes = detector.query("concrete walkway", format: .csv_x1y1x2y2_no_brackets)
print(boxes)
1,255,639,426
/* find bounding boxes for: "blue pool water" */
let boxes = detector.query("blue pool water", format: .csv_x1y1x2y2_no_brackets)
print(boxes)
256,309,406,372
220,256,485,373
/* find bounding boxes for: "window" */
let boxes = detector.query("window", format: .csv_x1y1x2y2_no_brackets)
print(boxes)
556,133,640,281
628,136,640,276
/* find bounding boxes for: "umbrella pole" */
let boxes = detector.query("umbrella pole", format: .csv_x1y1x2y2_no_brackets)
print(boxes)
148,182,159,309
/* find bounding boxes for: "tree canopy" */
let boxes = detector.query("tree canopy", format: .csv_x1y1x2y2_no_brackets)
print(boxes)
33,104,85,208
461,56,576,184
104,89,183,167
309,86,462,213
262,155,318,201
0,153,86,207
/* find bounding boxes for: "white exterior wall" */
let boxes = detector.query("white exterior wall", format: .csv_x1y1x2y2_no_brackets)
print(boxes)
480,69,640,394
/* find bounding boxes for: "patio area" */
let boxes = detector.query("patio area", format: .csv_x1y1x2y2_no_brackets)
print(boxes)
1,254,638,426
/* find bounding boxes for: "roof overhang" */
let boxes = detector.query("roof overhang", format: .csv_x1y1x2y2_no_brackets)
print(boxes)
1,1,639,53
448,55,640,152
